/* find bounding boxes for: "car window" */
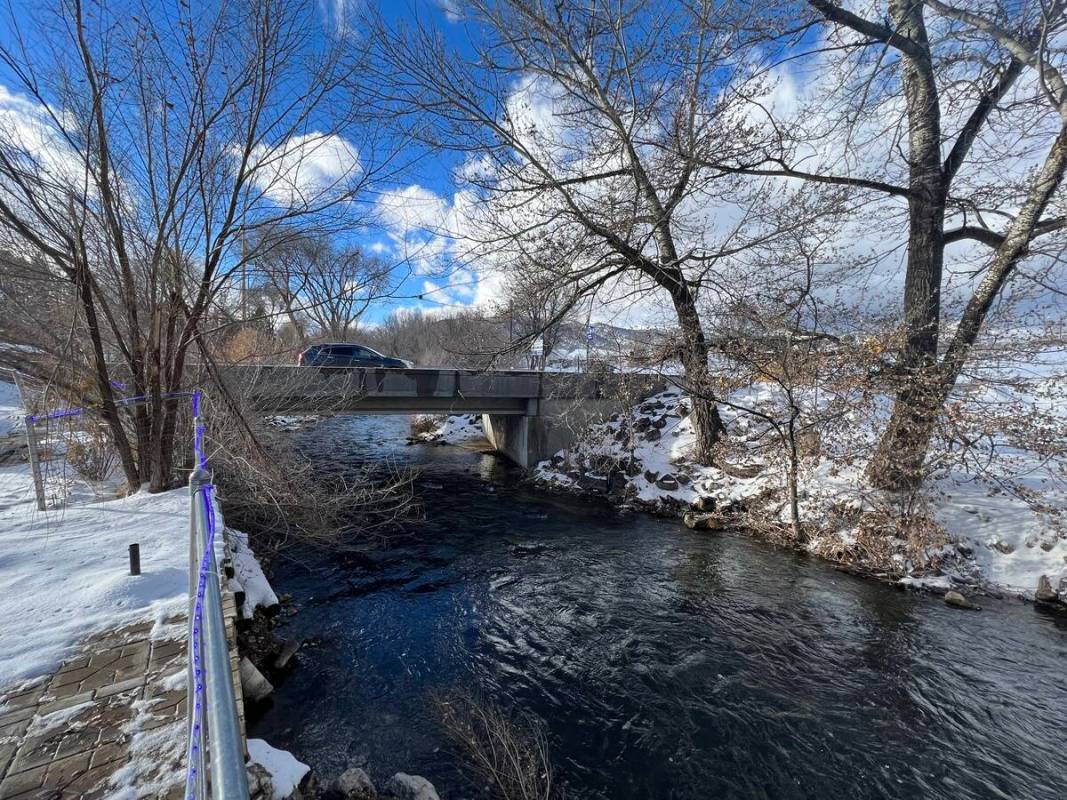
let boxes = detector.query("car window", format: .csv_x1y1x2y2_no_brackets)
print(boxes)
351,346,378,359
328,345,357,357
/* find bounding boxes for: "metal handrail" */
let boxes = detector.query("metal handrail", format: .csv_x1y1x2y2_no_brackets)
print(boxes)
186,418,249,798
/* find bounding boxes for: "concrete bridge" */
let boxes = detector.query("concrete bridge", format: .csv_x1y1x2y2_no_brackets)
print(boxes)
217,365,664,467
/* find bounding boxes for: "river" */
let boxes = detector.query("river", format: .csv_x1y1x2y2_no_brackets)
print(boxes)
242,415,1067,799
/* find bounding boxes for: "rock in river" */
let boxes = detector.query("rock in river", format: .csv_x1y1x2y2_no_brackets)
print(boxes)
273,638,303,670
944,590,981,611
385,773,440,800
1035,574,1058,604
334,767,377,799
683,512,720,531
691,495,716,512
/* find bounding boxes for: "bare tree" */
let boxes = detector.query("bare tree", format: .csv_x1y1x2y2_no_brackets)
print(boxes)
496,244,581,365
363,0,811,463
711,0,1067,489
0,0,393,490
364,306,513,368
256,230,395,342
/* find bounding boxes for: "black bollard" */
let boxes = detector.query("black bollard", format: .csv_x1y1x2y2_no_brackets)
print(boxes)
129,543,141,576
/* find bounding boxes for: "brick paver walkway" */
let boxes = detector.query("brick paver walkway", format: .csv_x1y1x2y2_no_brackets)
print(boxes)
0,619,189,799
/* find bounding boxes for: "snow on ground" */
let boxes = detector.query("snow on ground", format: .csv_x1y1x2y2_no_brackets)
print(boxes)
248,738,311,800
0,463,190,687
0,458,284,688
534,385,1067,600
410,413,485,444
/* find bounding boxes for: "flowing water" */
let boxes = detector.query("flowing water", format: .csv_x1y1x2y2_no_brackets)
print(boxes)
244,416,1067,799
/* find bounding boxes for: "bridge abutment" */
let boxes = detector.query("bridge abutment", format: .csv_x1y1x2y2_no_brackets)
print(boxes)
483,398,626,469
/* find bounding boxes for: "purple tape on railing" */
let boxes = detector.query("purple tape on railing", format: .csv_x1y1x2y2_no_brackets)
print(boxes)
28,407,84,424
27,391,199,426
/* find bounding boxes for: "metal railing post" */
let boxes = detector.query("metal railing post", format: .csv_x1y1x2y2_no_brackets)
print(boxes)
24,415,46,511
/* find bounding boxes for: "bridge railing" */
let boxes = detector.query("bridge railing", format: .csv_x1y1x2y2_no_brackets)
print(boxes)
185,397,249,800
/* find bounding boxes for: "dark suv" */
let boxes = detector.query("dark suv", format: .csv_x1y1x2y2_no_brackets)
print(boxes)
297,343,410,368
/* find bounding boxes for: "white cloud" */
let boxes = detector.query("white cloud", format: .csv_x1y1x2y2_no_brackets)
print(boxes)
0,84,87,197
248,132,360,208
377,184,450,235
438,1,463,23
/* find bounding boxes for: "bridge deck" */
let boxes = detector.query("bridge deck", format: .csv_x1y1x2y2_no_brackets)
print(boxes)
219,365,643,415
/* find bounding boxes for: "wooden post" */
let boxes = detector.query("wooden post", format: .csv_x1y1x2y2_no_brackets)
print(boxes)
128,543,141,576
24,415,46,511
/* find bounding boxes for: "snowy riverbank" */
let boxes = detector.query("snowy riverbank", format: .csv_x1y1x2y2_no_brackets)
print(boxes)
534,387,1067,602
409,413,486,444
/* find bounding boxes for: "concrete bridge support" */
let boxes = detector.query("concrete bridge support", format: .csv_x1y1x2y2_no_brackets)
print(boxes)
482,398,628,468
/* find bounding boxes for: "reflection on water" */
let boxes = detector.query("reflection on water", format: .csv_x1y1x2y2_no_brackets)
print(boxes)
244,416,1067,799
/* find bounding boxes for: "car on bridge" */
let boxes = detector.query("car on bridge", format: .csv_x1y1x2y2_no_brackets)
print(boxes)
297,343,412,369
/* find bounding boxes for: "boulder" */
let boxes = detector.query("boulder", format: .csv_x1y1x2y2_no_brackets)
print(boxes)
334,768,377,800
239,656,274,702
385,773,440,800
1035,574,1058,603
683,512,720,531
656,474,679,491
634,417,651,432
247,763,274,800
651,417,667,429
944,590,981,611
643,470,659,483
718,461,764,479
676,473,690,485
691,495,716,512
644,428,662,442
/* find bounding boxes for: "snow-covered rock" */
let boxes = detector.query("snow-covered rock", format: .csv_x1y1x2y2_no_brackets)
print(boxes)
263,415,321,431
247,739,311,800
229,526,280,618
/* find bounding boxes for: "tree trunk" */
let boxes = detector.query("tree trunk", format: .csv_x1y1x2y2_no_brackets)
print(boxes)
867,1,947,490
870,122,1067,491
670,282,723,464
74,258,141,488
